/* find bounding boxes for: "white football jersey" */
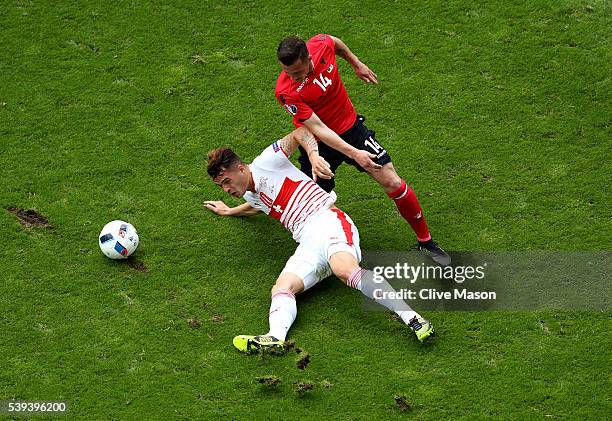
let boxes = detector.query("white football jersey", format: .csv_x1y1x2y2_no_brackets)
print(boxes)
243,141,337,242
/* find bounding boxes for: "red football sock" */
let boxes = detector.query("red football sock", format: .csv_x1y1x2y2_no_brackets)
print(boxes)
387,180,431,242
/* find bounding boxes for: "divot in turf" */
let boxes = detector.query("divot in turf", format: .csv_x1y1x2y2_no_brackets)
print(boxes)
8,207,51,228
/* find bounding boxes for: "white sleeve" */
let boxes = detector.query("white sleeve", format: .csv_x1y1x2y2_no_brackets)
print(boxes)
252,142,293,171
243,192,263,210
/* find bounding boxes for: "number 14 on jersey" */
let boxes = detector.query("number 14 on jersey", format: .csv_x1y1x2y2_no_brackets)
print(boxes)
313,73,332,92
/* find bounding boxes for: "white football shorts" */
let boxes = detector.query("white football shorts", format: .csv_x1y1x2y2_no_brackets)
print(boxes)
281,207,362,291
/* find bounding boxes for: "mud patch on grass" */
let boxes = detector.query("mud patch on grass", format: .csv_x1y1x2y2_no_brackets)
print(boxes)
188,318,201,329
295,381,314,395
394,394,411,412
8,207,50,227
256,375,281,387
284,340,303,354
296,352,311,370
127,258,148,272
259,345,286,357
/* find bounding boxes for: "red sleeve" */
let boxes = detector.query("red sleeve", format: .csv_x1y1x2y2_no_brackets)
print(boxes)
309,34,335,51
275,90,313,128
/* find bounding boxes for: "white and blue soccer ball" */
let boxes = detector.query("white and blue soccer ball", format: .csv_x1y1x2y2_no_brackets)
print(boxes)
99,220,139,259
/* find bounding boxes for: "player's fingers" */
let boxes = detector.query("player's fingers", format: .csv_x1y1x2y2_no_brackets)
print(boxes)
367,155,382,170
204,205,219,214
370,72,379,84
315,163,333,178
312,171,317,183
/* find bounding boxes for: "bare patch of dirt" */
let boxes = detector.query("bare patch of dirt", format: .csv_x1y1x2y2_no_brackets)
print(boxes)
284,340,303,354
296,352,311,370
295,381,314,395
188,318,201,329
8,207,50,227
211,315,225,323
256,376,281,387
394,394,411,412
127,258,148,272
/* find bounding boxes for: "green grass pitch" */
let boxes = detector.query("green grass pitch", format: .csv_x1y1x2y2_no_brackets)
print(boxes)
1,0,610,418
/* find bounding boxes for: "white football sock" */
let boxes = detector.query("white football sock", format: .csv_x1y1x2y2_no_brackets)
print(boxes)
347,268,419,324
266,289,297,341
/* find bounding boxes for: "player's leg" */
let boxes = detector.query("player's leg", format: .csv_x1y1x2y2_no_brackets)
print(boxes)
328,251,434,342
323,208,434,342
265,273,303,342
232,273,303,354
341,117,450,266
233,239,323,354
368,161,430,240
369,162,450,266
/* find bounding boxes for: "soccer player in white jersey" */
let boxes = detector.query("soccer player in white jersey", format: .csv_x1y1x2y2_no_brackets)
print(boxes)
204,127,434,353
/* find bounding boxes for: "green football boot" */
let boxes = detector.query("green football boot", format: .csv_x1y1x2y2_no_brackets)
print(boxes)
408,316,435,343
232,335,286,354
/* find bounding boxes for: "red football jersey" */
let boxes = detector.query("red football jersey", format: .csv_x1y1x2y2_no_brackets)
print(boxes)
275,34,357,135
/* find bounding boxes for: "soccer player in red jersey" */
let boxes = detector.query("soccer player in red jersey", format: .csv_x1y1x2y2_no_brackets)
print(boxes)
204,126,435,353
275,34,450,266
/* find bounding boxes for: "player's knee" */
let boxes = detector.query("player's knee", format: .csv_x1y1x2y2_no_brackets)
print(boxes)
331,262,359,284
376,168,402,192
271,275,303,296
333,267,353,283
329,252,361,284
382,175,402,192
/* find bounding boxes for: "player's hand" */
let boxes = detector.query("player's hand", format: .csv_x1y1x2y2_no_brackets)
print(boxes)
204,200,231,216
353,61,378,84
310,155,334,182
353,150,382,171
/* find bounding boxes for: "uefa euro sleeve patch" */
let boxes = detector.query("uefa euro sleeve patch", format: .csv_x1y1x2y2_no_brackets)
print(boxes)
283,104,298,115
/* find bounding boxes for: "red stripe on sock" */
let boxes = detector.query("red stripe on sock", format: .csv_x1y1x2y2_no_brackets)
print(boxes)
388,179,431,242
348,267,363,289
387,180,408,200
272,289,295,301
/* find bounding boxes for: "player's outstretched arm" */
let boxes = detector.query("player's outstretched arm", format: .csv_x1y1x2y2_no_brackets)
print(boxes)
204,201,261,217
295,127,334,182
302,113,382,172
329,35,378,84
279,127,334,181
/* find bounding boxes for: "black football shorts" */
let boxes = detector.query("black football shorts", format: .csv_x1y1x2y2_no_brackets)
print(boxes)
297,115,392,192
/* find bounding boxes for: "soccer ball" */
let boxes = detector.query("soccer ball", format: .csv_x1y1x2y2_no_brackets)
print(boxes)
99,220,139,259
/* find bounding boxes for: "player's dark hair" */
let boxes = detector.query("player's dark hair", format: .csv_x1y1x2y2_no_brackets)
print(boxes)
206,147,243,178
277,36,309,65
